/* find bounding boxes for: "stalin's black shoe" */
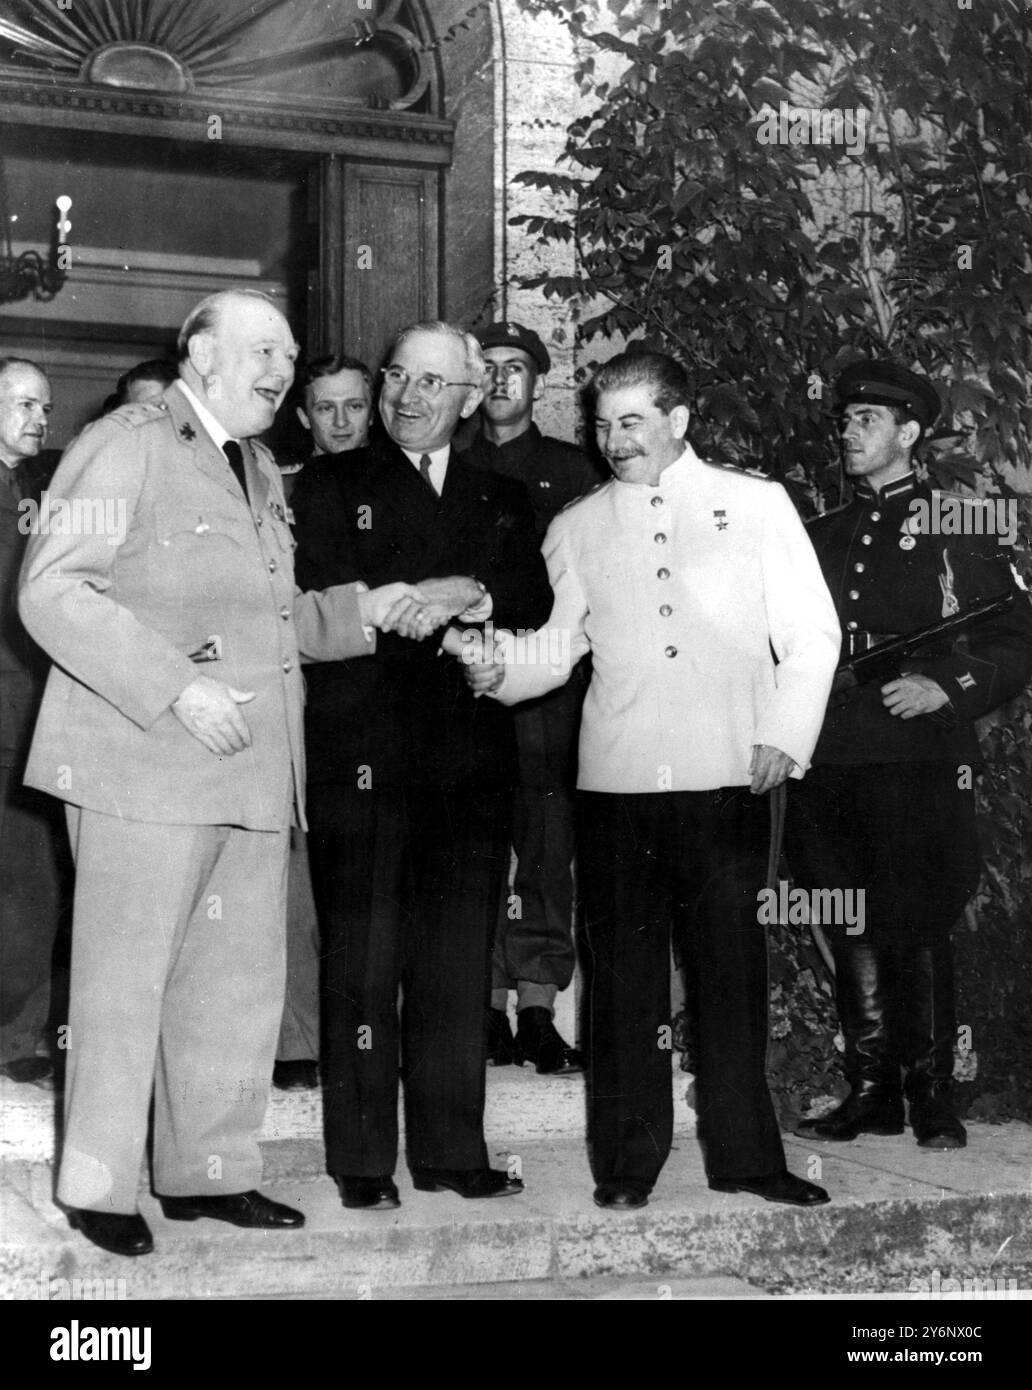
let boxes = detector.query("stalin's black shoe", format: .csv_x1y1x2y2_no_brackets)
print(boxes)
709,1170,830,1207
513,1006,585,1074
411,1166,524,1199
593,1179,652,1210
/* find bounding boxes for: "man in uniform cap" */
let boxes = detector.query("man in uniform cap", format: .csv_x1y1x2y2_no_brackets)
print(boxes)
463,320,602,1073
788,358,1032,1150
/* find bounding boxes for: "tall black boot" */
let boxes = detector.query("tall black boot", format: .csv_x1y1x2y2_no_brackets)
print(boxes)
902,944,966,1150
796,941,904,1141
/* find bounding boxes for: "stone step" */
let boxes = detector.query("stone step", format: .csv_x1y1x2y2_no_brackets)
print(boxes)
0,1061,698,1166
5,1127,1032,1300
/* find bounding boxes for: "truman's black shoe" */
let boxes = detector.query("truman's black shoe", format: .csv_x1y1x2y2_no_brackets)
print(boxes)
335,1175,401,1210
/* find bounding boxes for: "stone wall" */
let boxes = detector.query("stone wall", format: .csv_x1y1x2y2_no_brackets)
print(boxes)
491,1,586,444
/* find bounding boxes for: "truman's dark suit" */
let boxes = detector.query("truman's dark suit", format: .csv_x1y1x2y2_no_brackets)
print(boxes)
292,440,552,1176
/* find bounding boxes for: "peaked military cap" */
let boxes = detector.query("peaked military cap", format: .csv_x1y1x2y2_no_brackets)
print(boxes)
834,360,942,431
475,320,551,375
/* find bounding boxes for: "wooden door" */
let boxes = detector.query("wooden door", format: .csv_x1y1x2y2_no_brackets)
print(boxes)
311,155,439,369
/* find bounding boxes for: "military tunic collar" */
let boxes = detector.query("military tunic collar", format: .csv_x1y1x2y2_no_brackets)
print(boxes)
853,471,918,503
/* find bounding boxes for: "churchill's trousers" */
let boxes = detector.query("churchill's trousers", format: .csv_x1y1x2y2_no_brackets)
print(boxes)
58,807,288,1213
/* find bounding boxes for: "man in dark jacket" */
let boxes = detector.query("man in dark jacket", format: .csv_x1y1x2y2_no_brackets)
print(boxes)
789,361,1032,1150
292,321,553,1210
463,321,602,1073
0,357,69,1087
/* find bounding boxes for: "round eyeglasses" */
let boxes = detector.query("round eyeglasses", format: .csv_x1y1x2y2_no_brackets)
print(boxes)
380,366,479,400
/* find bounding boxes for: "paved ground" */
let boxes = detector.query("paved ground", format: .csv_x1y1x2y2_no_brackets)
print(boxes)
3,1068,1032,1305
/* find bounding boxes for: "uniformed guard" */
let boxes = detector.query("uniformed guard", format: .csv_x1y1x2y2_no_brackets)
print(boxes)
788,359,1032,1149
464,321,603,1073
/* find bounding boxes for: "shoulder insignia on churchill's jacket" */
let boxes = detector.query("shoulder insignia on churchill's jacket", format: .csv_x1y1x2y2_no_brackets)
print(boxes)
104,401,171,433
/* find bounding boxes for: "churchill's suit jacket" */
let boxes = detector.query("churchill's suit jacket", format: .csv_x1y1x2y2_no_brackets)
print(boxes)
19,382,373,829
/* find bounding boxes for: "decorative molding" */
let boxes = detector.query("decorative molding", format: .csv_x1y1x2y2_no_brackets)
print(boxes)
0,0,434,108
0,75,454,162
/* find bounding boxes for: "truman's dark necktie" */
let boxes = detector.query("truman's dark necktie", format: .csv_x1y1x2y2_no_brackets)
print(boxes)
418,452,436,496
222,439,249,504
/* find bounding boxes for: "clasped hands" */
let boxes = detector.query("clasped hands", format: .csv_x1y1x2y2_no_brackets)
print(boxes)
365,575,486,641
174,579,485,755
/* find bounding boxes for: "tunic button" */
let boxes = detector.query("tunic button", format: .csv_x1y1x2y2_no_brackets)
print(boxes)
854,562,865,573
870,511,882,522
282,658,292,674
848,589,860,600
657,567,670,580
659,604,672,617
651,496,664,508
665,646,677,658
846,621,858,631
280,606,291,620
268,559,277,573
654,533,667,544
861,534,873,545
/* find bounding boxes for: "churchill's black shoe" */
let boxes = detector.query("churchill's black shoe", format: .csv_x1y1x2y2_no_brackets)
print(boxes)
709,1170,830,1206
411,1166,524,1199
514,1006,585,1074
795,1088,905,1142
159,1190,304,1228
593,1179,651,1210
336,1175,401,1210
485,1008,516,1066
273,1059,319,1090
68,1208,154,1257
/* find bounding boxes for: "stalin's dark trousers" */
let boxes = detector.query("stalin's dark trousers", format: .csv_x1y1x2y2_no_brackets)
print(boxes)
309,784,511,1177
579,788,784,1186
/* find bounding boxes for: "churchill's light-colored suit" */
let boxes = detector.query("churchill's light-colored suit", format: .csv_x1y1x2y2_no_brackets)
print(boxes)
19,381,374,1212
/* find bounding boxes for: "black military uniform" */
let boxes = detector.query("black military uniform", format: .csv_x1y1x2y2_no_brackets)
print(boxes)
788,362,1032,1149
464,321,603,1072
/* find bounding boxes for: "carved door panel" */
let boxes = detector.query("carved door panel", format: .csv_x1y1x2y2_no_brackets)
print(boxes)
311,155,439,368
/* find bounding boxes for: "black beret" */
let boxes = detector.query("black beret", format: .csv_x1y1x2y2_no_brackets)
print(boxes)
474,321,551,374
834,360,942,431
